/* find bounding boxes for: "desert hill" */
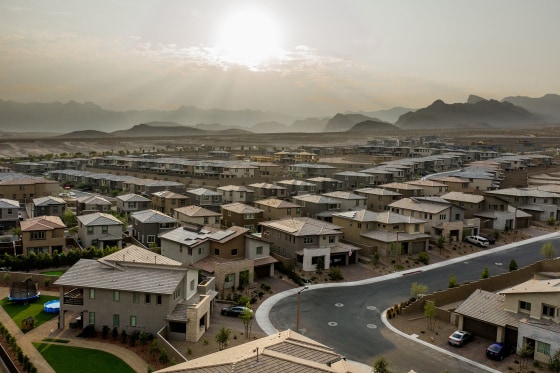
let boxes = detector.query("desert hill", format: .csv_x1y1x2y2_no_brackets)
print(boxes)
348,120,399,132
502,94,560,122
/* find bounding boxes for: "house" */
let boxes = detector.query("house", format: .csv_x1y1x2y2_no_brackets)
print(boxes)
440,192,485,219
406,179,449,196
116,193,152,215
217,185,255,204
76,195,112,215
130,209,178,247
160,225,264,291
275,179,316,197
0,173,60,203
321,191,367,211
254,198,302,221
151,190,189,215
54,245,216,343
378,182,425,198
0,198,20,230
291,194,341,222
32,196,66,218
247,183,288,200
77,212,123,249
173,205,222,228
260,217,359,272
184,188,222,212
20,215,66,255
155,329,368,373
354,187,402,212
332,171,373,190
388,197,476,242
332,209,429,257
221,203,264,233
305,177,344,194
485,188,560,223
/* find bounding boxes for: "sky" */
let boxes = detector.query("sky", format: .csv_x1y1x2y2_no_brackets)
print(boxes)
1,0,559,117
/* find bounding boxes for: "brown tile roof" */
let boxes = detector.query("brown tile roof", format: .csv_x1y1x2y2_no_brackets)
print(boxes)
20,215,65,231
454,289,520,327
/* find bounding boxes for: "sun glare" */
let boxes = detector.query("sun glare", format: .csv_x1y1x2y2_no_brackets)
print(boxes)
216,9,282,69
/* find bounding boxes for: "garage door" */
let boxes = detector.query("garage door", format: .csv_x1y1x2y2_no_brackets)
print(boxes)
410,240,426,254
463,317,497,341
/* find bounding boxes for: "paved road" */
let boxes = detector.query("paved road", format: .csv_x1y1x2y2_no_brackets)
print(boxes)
258,233,560,373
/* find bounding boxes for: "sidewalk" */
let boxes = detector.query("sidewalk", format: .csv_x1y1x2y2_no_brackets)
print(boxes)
0,287,149,373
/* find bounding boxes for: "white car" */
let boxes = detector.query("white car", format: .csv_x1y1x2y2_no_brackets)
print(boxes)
465,235,489,247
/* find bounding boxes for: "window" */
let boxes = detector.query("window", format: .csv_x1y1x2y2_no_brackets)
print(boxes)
439,214,446,220
329,236,335,243
190,279,195,291
89,288,95,299
30,231,46,240
542,304,556,317
132,292,139,304
113,314,120,327
113,291,120,302
232,248,238,256
519,301,531,312
198,247,203,255
287,208,291,215
156,295,162,305
101,225,108,234
245,213,254,219
145,294,151,304
89,312,95,325
303,236,313,244
203,217,209,224
537,341,551,356
414,224,420,232
87,226,94,235
214,248,220,255
256,246,263,255
147,235,156,243
53,206,58,213
130,316,137,327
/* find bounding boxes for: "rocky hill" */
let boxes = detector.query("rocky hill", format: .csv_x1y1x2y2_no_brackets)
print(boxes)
323,113,377,132
502,93,560,122
395,98,539,129
348,120,399,132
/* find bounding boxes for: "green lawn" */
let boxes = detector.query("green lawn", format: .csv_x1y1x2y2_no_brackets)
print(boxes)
41,270,65,276
34,343,135,373
0,295,59,329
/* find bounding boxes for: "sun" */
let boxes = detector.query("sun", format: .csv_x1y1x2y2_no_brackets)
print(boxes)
216,8,282,68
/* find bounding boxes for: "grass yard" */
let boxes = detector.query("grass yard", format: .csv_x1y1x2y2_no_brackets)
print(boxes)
0,295,59,329
41,270,65,276
34,343,135,373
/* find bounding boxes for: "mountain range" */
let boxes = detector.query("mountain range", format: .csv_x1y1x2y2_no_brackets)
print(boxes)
0,93,559,136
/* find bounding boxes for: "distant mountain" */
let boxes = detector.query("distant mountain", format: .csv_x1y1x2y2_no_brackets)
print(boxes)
467,95,486,104
348,120,399,132
323,113,376,132
0,100,299,133
502,94,560,122
111,122,206,137
250,121,289,133
345,106,414,124
57,130,111,138
288,117,329,132
395,98,539,129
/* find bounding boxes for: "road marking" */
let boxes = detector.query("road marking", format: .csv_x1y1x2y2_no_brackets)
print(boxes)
367,306,377,311
335,303,344,307
328,322,338,326
367,324,377,329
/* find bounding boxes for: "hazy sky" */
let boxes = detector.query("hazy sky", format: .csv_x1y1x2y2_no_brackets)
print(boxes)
1,0,558,117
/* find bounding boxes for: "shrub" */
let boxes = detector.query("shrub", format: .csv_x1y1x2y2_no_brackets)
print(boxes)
328,267,344,281
418,252,429,265
120,330,128,344
112,327,119,340
101,325,110,339
82,325,96,338
159,349,169,364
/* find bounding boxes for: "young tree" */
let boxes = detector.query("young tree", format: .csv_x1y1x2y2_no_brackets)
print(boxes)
215,326,231,350
424,300,436,331
240,303,253,340
550,350,560,373
372,355,393,373
437,235,446,254
508,259,518,271
481,267,489,279
518,343,534,371
410,282,428,298
149,339,159,360
541,242,556,259
448,273,458,288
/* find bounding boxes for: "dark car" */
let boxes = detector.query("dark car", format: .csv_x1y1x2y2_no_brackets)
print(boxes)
448,330,473,346
481,235,496,244
486,342,513,360
221,305,253,317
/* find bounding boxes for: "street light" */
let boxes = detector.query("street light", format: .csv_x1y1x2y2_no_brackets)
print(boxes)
296,286,309,332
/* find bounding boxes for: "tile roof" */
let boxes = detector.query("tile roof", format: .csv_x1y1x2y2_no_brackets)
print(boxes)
160,226,248,247
455,289,520,328
20,216,65,231
77,212,123,226
500,278,560,294
354,188,402,196
100,245,182,266
131,209,177,224
260,217,342,236
254,199,300,209
221,203,263,214
0,198,19,209
334,209,425,224
117,193,151,202
441,192,485,204
33,196,66,206
389,198,450,214
217,185,255,192
321,191,366,200
174,206,221,217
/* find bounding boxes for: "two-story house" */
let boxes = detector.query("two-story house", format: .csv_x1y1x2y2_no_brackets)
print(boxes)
54,245,215,343
151,190,189,215
247,183,288,200
354,187,402,212
77,212,123,249
321,191,367,211
305,177,344,194
116,193,152,216
259,217,359,271
76,195,112,216
184,188,222,212
130,209,178,247
221,203,264,233
217,185,255,204
275,179,316,197
291,194,341,222
20,215,66,255
0,198,20,230
32,196,66,218
173,206,222,228
254,198,302,221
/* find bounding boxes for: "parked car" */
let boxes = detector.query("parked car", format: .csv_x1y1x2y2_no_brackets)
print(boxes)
481,235,496,244
448,330,473,346
465,235,489,247
486,342,513,360
221,305,253,317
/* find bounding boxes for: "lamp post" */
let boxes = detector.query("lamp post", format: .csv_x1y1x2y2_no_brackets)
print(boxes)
296,286,308,332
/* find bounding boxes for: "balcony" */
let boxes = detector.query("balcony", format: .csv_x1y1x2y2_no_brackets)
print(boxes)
63,288,84,306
